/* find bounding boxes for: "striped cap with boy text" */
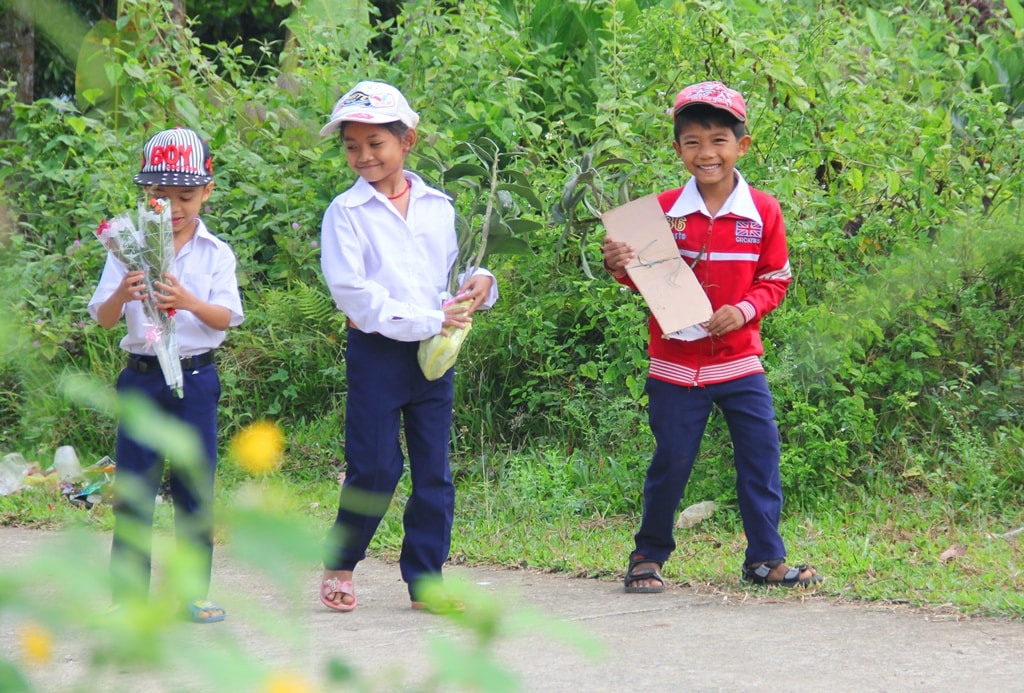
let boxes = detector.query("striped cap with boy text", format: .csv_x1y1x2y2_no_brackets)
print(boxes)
133,127,214,187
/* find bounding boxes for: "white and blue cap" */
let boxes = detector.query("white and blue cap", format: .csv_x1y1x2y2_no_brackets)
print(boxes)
133,127,213,187
319,81,420,137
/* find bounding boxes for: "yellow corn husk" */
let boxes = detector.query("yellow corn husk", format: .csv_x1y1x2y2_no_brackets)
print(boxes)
418,304,473,380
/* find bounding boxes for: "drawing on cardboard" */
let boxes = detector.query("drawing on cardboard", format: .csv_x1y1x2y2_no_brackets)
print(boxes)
602,194,713,340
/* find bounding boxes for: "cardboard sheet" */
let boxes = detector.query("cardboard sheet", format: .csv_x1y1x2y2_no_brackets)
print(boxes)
601,194,712,338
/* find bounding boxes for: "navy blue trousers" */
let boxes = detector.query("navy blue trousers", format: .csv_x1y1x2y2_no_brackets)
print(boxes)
324,329,455,601
110,360,220,604
634,373,787,565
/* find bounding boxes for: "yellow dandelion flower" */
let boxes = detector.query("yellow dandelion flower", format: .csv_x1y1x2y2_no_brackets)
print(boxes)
263,670,316,693
231,420,285,475
20,622,52,665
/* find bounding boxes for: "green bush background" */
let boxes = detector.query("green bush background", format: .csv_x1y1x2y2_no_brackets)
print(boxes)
2,0,1023,582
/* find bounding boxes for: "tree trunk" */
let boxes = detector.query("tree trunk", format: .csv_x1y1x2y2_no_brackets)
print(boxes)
170,0,186,32
0,8,35,140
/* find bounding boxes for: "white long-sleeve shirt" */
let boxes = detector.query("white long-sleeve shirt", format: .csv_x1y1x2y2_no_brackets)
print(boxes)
319,171,497,342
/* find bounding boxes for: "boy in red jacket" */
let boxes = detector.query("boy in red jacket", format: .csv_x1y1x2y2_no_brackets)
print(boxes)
602,81,821,592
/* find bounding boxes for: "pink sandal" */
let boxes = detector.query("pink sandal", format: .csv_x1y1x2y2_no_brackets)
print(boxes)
320,577,357,612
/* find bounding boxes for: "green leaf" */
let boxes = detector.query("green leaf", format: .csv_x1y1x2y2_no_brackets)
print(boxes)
444,163,490,180
864,8,894,44
173,94,201,127
594,157,632,169
123,63,146,80
226,507,323,591
560,172,581,212
496,183,543,211
1005,0,1024,30
66,116,87,135
486,236,533,255
0,660,32,693
502,169,533,188
579,361,599,379
505,218,542,234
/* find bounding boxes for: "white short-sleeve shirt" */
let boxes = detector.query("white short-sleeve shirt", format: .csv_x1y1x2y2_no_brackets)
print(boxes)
87,218,244,356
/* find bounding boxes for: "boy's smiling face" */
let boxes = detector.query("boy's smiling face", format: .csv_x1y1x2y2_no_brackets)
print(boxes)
673,121,751,196
146,183,214,236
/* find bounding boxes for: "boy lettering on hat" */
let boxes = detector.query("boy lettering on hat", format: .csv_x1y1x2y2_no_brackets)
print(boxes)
88,127,244,622
602,81,821,591
317,80,498,612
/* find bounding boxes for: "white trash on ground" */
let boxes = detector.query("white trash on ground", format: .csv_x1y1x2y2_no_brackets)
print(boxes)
676,500,718,528
0,453,29,496
53,445,84,482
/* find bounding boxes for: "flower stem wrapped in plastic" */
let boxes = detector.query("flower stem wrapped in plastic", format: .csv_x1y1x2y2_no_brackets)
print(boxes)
417,297,472,381
416,138,540,381
96,198,183,397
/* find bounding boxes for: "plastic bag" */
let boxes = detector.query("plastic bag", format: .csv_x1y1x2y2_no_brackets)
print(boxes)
418,298,473,381
53,445,84,482
418,321,472,381
0,453,29,496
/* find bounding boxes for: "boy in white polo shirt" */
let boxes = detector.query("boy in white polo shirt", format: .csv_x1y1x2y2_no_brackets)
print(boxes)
89,127,244,622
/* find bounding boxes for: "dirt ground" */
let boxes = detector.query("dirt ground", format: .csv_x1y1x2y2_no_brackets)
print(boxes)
2,526,1023,692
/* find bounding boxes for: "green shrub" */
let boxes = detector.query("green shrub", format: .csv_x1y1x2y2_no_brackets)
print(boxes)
2,0,1023,517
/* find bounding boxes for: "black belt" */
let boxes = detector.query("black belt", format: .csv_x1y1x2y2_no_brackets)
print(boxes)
126,351,214,373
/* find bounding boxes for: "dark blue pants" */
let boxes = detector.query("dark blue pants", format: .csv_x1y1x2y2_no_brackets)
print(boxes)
110,360,221,604
324,329,455,601
634,373,786,565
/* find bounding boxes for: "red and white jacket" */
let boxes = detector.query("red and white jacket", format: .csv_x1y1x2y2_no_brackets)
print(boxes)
614,171,791,387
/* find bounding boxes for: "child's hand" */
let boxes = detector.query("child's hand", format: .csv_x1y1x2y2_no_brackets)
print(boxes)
118,270,149,303
602,236,634,276
152,273,196,313
706,305,744,336
453,274,494,315
440,299,472,337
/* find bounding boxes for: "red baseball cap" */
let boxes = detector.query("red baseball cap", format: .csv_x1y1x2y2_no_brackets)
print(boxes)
671,81,746,122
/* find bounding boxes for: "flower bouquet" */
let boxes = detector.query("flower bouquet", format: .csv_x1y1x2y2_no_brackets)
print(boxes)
96,197,183,397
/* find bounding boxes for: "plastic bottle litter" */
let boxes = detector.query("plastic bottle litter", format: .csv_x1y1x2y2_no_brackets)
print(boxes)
53,445,84,482
84,455,116,475
676,500,718,528
69,479,110,509
0,453,29,496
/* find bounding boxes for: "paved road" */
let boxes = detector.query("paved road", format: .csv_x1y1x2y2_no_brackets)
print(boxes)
1,527,1022,692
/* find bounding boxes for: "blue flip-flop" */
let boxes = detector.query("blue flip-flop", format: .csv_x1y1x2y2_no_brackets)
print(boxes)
185,599,226,623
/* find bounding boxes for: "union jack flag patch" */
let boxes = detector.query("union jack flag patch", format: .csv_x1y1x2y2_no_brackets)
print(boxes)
735,220,762,244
